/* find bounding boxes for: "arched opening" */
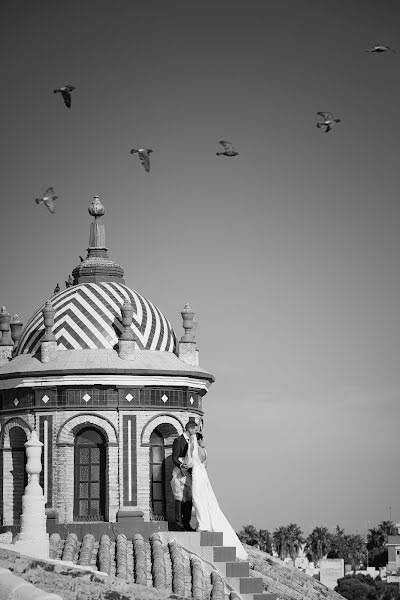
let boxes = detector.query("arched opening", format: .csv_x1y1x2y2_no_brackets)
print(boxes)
74,427,106,521
10,428,28,524
150,428,166,518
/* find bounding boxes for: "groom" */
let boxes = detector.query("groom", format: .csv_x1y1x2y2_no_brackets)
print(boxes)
171,420,198,531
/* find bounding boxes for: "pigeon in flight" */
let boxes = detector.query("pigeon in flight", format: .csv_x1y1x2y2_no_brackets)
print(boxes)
216,140,239,157
35,187,58,213
365,44,396,54
130,149,153,172
316,112,341,133
53,85,76,108
54,283,60,294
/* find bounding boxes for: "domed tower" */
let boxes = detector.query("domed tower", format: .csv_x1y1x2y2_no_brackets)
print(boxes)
0,197,214,530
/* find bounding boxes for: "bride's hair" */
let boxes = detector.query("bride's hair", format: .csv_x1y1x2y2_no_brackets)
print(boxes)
196,433,203,441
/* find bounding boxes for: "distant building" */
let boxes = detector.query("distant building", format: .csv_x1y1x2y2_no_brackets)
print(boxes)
0,196,214,529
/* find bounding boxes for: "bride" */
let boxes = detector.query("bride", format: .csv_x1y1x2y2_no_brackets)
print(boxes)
185,432,247,560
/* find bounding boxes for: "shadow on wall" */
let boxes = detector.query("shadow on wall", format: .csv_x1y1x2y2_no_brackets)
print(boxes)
9,427,28,523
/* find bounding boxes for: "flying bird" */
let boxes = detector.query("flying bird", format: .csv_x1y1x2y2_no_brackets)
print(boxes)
216,140,239,157
35,187,58,213
365,44,396,54
54,283,60,294
130,149,153,172
316,112,341,133
53,85,76,108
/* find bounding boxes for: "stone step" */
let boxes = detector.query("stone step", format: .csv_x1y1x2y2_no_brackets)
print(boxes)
241,595,277,600
200,531,224,547
228,576,264,595
216,561,250,578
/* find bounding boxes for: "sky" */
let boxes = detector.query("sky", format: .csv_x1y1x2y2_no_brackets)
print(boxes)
1,1,400,537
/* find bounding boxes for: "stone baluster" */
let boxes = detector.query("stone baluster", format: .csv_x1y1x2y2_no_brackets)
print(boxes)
118,299,137,360
0,306,14,365
178,303,199,367
14,430,49,559
41,301,57,363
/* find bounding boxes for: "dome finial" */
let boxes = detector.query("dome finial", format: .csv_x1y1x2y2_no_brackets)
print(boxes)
88,195,105,218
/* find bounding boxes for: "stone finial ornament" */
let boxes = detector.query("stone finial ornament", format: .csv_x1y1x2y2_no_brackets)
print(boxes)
41,301,57,363
10,314,23,345
14,429,49,559
120,299,135,341
180,303,195,342
88,195,105,218
0,306,13,347
42,301,56,342
178,303,199,367
119,299,137,360
71,197,125,284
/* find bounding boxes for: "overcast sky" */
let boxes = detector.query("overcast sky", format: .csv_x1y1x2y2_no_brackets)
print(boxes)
2,1,400,536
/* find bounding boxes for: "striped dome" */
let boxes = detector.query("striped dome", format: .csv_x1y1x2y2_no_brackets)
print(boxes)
16,282,176,355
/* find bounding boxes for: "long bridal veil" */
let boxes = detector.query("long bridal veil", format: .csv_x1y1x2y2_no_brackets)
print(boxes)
188,434,247,560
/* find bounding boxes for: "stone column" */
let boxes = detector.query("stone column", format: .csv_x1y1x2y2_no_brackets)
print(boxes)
0,306,14,365
14,430,49,559
177,303,199,366
41,301,57,363
118,299,137,360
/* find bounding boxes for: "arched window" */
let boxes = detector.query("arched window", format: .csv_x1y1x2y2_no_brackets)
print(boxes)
149,428,166,518
74,427,106,521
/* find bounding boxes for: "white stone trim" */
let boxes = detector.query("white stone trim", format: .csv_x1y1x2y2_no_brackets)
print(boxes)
57,413,118,446
0,374,211,392
43,419,48,504
128,419,132,502
141,414,184,445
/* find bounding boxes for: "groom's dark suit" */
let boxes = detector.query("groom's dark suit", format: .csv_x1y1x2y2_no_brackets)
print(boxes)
172,433,193,530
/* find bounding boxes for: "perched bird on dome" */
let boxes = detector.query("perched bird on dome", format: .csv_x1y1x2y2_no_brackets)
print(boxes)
65,275,73,288
365,44,396,54
79,255,84,262
216,140,239,157
130,148,153,172
54,283,60,294
316,112,341,133
35,187,58,213
53,84,75,108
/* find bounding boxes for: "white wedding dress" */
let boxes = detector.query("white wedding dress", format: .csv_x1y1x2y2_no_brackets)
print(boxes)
186,434,247,560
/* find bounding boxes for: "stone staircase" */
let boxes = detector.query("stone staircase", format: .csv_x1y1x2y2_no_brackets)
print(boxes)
158,531,277,600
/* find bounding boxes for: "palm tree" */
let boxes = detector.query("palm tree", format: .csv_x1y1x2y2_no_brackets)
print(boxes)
273,526,289,560
258,529,272,554
285,523,304,563
273,524,304,562
377,520,397,537
305,526,331,566
237,525,260,547
346,534,366,573
367,520,397,567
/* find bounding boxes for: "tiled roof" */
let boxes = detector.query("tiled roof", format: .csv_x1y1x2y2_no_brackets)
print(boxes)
16,282,176,355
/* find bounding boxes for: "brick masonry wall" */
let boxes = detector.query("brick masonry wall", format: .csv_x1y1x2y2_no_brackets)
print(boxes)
1,407,202,525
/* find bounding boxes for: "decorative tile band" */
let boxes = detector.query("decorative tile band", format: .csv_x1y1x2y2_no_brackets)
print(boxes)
0,387,202,412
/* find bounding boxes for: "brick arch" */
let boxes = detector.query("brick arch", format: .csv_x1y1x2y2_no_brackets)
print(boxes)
56,413,118,446
141,413,183,445
0,417,32,449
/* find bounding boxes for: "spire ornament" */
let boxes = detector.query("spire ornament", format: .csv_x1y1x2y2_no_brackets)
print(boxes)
72,196,125,284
